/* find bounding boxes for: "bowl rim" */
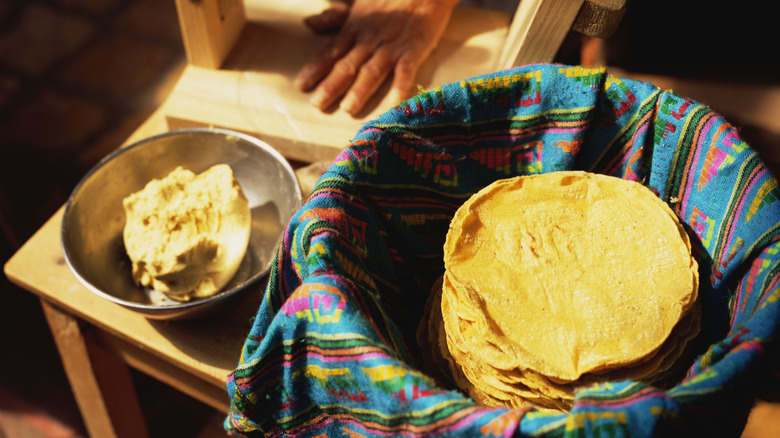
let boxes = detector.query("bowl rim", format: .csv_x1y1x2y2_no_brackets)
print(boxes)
60,127,302,313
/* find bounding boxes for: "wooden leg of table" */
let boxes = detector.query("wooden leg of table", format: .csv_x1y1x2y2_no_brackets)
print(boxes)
40,300,150,438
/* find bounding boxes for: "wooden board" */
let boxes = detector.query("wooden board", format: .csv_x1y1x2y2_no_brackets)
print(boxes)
161,3,513,163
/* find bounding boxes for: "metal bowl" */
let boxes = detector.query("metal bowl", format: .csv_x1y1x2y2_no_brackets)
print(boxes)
61,128,303,320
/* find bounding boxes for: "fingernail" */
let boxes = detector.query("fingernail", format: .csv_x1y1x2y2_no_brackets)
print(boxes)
294,73,311,90
310,90,328,109
387,90,403,105
340,94,357,115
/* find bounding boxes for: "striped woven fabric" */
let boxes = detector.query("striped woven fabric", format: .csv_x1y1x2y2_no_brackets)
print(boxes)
225,64,780,437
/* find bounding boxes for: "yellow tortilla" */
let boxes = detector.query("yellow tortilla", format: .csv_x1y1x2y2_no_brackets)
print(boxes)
435,171,699,409
429,272,698,411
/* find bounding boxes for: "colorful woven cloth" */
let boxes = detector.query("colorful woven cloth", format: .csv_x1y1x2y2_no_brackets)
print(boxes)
225,64,780,437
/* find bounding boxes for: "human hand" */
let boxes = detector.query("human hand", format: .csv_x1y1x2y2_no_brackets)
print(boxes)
294,0,458,116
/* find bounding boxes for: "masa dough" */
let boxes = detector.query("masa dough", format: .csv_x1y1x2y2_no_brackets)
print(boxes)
122,164,251,301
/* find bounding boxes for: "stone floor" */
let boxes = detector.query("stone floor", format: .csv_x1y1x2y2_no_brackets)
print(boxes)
0,0,778,437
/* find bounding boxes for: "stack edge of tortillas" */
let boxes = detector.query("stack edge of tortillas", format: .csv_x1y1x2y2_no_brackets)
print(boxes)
418,171,701,411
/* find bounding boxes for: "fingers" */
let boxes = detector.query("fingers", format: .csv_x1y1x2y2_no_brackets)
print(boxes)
386,50,424,107
307,43,375,111
339,48,396,114
294,31,355,92
297,0,456,116
301,42,426,116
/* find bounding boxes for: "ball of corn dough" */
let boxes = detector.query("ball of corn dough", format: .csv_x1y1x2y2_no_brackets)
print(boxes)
122,164,251,301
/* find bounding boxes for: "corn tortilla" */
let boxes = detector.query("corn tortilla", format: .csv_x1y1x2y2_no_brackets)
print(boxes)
431,171,699,409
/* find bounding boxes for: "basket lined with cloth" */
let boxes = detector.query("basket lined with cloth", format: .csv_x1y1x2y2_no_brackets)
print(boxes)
225,64,780,437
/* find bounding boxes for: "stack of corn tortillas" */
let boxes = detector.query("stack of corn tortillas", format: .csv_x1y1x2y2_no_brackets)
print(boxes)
418,171,701,411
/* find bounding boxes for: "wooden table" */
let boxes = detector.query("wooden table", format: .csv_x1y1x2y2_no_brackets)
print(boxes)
4,1,780,430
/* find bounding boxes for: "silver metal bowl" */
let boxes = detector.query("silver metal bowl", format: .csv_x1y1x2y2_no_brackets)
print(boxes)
61,128,303,320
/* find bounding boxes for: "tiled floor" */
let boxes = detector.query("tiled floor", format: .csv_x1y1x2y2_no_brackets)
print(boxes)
0,0,778,437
